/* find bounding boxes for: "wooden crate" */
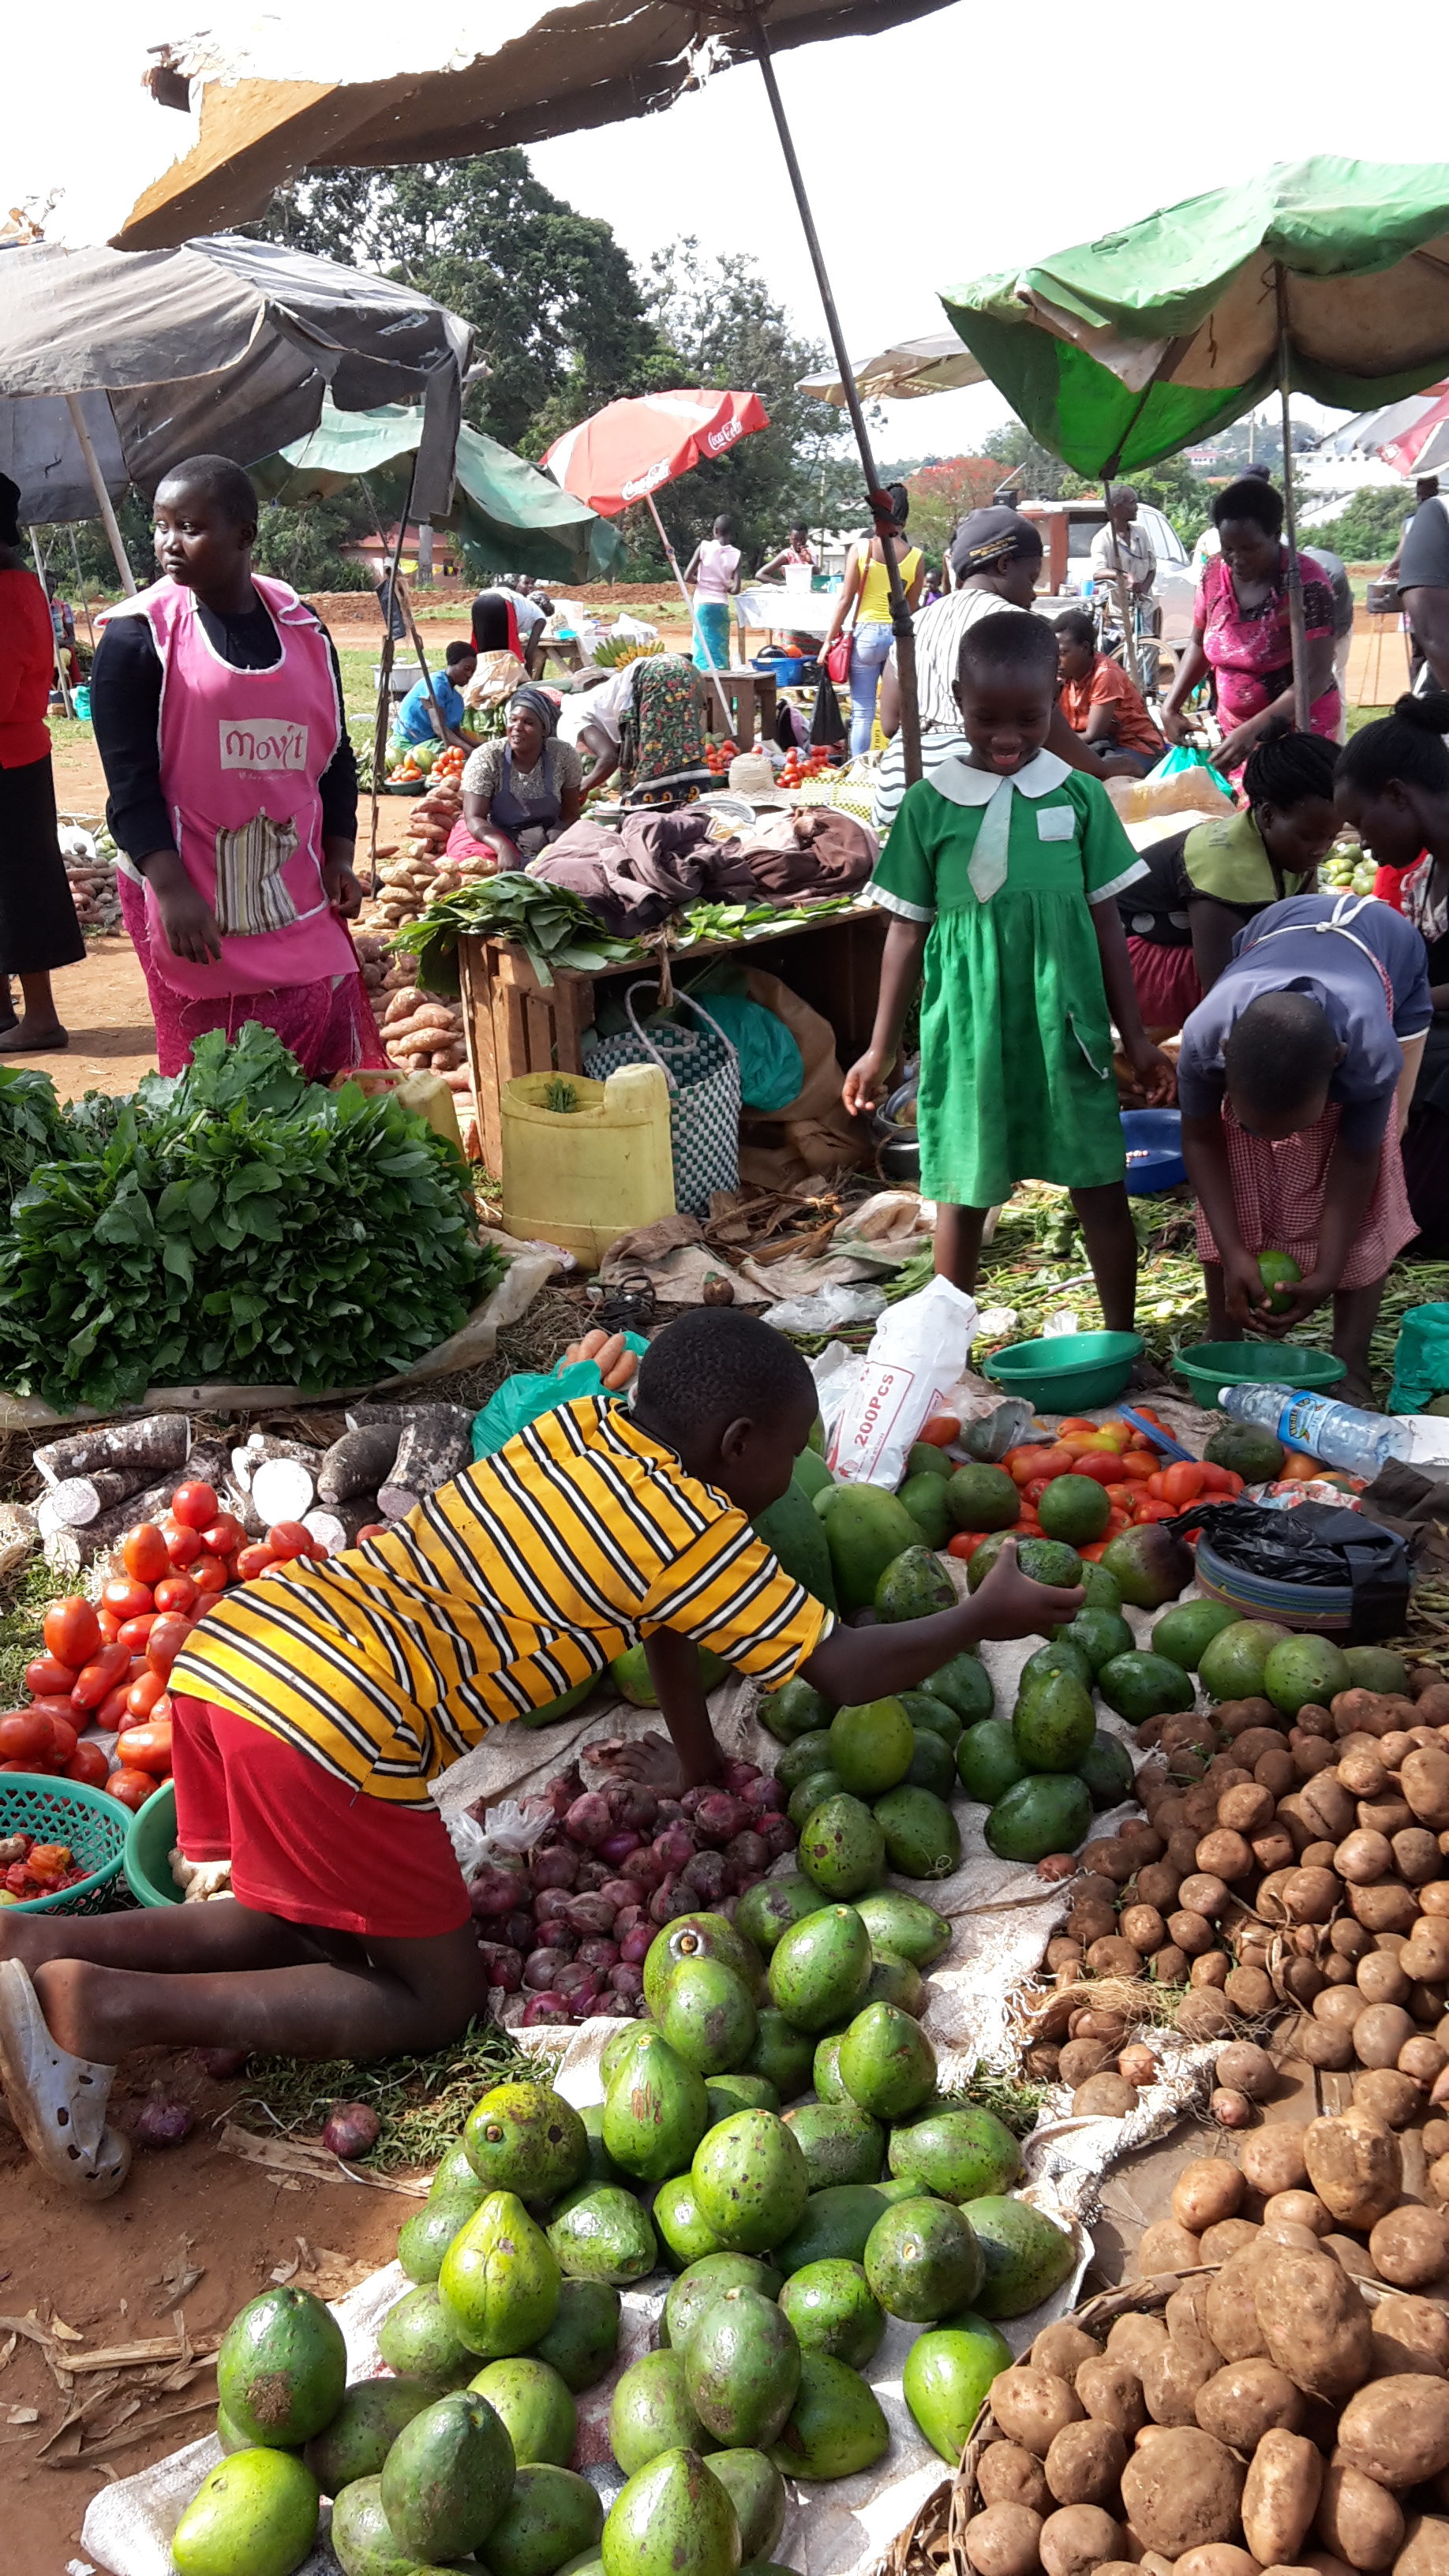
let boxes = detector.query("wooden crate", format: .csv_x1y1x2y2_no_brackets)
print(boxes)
458,907,887,1178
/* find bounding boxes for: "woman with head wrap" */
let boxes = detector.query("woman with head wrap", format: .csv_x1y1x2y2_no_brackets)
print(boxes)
1162,477,1339,779
0,474,85,1048
575,653,708,804
871,507,1133,841
449,685,584,868
464,590,527,715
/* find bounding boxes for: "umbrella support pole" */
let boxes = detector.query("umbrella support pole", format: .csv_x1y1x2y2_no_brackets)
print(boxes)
367,459,419,874
28,528,74,719
1099,481,1148,698
363,478,445,744
65,396,136,596
746,6,921,784
1275,268,1311,732
644,491,736,735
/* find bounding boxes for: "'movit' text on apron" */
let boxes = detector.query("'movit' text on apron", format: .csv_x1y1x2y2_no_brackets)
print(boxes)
220,721,309,772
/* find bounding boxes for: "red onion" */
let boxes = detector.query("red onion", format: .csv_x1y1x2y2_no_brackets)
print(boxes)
322,2100,382,2159
530,1844,577,1891
595,1991,635,2017
620,1847,665,1893
564,1792,614,1848
577,1938,620,1973
504,1911,534,1951
574,1857,612,1892
721,1894,739,1920
732,1872,765,1896
536,1888,573,1929
655,1798,687,1825
725,1829,769,1874
682,1850,728,1904
470,1869,522,1920
721,1758,762,1795
695,1792,751,1845
599,1829,642,1866
654,1881,695,1925
193,2046,248,2079
597,1878,636,1912
616,1784,659,1832
555,1962,598,1998
680,1787,706,1817
128,2098,194,2149
653,1824,695,1874
649,1877,680,1925
486,1951,523,1992
540,1776,577,1820
609,1963,645,1999
620,1923,653,1964
522,1992,572,2025
613,1904,644,1938
523,1949,571,1990
566,1892,617,1937
745,1774,787,1814
760,1816,797,1860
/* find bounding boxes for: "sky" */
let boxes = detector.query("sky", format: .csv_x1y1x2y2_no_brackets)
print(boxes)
6,0,1437,459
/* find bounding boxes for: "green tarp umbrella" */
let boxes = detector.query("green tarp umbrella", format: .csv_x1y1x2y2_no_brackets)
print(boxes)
254,397,623,584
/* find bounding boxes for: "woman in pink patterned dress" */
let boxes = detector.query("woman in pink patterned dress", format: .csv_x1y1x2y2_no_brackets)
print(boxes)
1162,477,1339,781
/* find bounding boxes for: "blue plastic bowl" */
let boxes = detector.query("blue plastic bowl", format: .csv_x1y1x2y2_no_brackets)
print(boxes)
1121,1109,1185,1193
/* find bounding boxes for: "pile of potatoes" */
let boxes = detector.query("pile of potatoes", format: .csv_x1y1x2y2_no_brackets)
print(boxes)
961,2221,1449,2576
1026,1673,1449,2139
1133,2128,1449,2303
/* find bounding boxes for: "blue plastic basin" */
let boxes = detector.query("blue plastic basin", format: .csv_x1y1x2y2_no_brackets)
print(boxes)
1121,1108,1185,1193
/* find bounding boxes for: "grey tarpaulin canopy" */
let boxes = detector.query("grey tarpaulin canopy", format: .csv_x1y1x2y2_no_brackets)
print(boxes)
0,233,473,577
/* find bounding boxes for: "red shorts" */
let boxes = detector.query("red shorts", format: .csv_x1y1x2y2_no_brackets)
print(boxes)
170,1696,472,1941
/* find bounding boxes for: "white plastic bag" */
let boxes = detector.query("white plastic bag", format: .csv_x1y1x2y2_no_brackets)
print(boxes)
823,1276,979,1488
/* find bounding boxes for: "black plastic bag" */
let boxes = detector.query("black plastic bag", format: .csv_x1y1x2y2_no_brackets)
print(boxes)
1168,1498,1412,1642
809,668,847,749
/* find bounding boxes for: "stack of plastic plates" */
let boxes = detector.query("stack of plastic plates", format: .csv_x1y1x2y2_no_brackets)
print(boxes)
1195,1535,1353,1635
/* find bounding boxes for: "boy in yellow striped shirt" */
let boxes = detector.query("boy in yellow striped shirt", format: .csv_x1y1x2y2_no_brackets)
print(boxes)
0,1311,1082,2196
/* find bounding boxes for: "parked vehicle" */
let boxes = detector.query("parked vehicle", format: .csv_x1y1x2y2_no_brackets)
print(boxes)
1020,500,1196,667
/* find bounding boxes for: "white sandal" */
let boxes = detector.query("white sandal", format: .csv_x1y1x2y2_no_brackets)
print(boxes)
0,1958,130,2196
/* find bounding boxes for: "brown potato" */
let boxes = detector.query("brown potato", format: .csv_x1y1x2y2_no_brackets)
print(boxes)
1318,1986,1369,2030
1337,2378,1449,2488
1194,1953,1233,1990
1174,2159,1246,2233
1122,1905,1168,1955
1255,2247,1374,2399
1402,1750,1449,1828
1355,2006,1418,2070
1359,1806,1414,1843
1199,1831,1255,1882
1226,1965,1279,2016
1421,1885,1449,1917
1304,2110,1405,2229
1107,2313,1170,2374
1121,2427,1246,2557
1316,2467,1406,2573
1196,2359,1306,2447
1039,2505,1124,2576
1368,2207,1449,2292
1221,1782,1275,1834
1394,1833,1443,1889
1403,1924,1449,1981
1391,2517,1449,2576
1335,1921,1376,1960
1373,2297,1449,2373
1244,2431,1326,2567
1264,2189,1331,2236
990,2368,1086,2458
1044,2420,1127,2507
1177,2554,1263,2576
1138,1864,1182,1912
1324,2233,1380,2282
1218,2041,1279,2099
1030,2322,1103,2380
1359,1951,1413,2005
1046,1938,1084,1972
979,2445,1052,2514
1059,2039,1112,2087
1172,1911,1220,1957
1339,1832,1396,1885
1206,2240,1282,2361
965,2503,1043,2576
1352,1886,1424,1937
1242,2127,1312,2196
1151,1947,1192,1988
1179,1991,1236,2043
1286,1869,1342,1925
1073,2074,1140,2117
1201,2218,1264,2263
1136,2219,1205,2275
1302,1774,1357,1840
1166,2279,1223,2370
1088,1938,1147,1980
1262,2222,1327,2253
1120,2044,1159,2089
1075,2356,1147,2437
1142,2338,1222,2427
1296,2023,1357,2072
1399,2037,1447,2084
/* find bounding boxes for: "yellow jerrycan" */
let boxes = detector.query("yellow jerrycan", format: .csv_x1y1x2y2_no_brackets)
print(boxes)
501,1065,674,1267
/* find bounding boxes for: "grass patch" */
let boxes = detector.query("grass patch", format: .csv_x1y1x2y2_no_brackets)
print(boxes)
232,2016,559,2174
0,1557,56,1705
941,2066,1047,2139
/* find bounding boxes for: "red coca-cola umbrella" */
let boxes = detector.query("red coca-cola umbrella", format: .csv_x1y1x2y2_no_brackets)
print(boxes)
543,388,769,715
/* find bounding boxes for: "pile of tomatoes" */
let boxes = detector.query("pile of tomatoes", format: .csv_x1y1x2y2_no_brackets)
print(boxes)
1,1477,333,1821
777,747,835,790
945,1409,1249,1567
0,1833,88,1904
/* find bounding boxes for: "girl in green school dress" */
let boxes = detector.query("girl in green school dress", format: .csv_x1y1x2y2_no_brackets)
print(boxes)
844,612,1175,1332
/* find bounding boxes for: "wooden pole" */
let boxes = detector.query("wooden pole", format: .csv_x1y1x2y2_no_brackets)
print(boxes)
646,489,736,735
64,396,136,594
1275,265,1310,732
746,8,920,783
28,528,74,717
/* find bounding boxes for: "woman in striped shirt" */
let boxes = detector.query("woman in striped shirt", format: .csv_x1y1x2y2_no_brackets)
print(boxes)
0,1310,1081,2196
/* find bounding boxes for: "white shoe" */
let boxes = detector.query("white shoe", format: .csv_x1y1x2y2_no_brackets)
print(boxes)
0,1958,130,2196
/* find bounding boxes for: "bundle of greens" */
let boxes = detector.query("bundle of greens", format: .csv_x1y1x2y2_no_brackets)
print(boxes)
0,1066,73,1216
393,873,641,992
0,1026,501,1410
676,896,857,946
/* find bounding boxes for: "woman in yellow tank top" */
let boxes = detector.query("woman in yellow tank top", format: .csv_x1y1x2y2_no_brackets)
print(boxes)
821,482,925,756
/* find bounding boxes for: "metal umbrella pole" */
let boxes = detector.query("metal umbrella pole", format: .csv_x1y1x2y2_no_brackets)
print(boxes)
644,489,736,736
28,526,74,717
1275,265,1310,731
743,5,921,784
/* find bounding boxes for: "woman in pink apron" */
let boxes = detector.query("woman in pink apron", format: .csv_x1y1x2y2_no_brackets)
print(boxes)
90,455,387,1080
1177,891,1432,1400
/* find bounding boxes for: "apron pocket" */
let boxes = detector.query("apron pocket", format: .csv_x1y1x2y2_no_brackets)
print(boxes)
214,816,301,937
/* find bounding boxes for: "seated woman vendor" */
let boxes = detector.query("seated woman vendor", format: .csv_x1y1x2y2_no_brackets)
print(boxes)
1054,609,1164,776
1118,722,1339,1033
447,686,584,870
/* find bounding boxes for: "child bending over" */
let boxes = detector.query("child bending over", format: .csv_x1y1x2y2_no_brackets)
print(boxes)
0,1309,1083,2198
845,612,1174,1332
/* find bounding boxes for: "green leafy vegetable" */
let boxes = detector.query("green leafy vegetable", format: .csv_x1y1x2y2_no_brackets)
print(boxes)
0,1023,501,1410
393,873,641,992
0,1067,72,1217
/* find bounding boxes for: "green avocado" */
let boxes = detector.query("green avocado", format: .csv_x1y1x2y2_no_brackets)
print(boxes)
985,1773,1091,1863
1096,1649,1196,1724
874,1544,956,1623
922,1653,994,1725
958,2195,1076,2317
1076,1729,1136,1810
898,1473,953,1550
1011,1671,1095,1773
754,1475,838,1613
955,1719,1029,1806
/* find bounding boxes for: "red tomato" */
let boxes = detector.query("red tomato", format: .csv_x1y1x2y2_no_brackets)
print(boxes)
27,1694,81,1727
946,1531,987,1560
170,1480,219,1530
1132,1405,1167,1428
1057,1417,1101,1438
64,1742,110,1789
234,1543,279,1582
1198,1463,1245,1497
0,1709,54,1765
1119,1451,1158,1481
1068,1454,1130,1488
1160,1460,1208,1507
99,1610,125,1644
916,1415,960,1447
264,1519,313,1559
116,1616,156,1654
126,1670,167,1718
122,1522,170,1585
102,1576,153,1622
43,1597,100,1669
115,1721,173,1778
1009,1446,1075,1488
24,1653,77,1698
1100,1485,1134,1513
1022,1477,1052,1507
1133,1500,1180,1524
72,1642,132,1709
161,1518,204,1567
189,1558,229,1595
105,1767,157,1812
147,1616,193,1676
200,1514,245,1557
91,1687,130,1734
46,1715,79,1766
153,1574,197,1616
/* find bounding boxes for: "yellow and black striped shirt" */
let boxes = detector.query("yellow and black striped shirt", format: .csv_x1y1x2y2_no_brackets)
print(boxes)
171,1397,832,1805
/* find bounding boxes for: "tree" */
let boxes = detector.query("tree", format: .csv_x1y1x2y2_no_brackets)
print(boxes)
903,456,1002,558
983,419,1073,500
1301,484,1412,564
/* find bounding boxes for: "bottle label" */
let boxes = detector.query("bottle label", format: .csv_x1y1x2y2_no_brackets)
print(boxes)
1275,1395,1328,1448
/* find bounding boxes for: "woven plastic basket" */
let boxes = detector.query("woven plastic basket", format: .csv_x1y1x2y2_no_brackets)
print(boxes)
0,1773,129,1914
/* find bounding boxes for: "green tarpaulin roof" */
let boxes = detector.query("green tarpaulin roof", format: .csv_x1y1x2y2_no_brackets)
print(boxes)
253,399,623,583
940,157,1449,477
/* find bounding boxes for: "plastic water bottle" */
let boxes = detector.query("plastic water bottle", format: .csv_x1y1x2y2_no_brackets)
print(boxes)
1219,1383,1415,1478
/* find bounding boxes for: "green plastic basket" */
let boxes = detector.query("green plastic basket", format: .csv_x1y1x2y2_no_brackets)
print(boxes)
123,1780,180,1908
0,1774,129,1913
983,1331,1144,1411
1173,1340,1346,1410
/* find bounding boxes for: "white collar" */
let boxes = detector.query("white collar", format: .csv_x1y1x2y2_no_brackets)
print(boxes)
929,747,1071,807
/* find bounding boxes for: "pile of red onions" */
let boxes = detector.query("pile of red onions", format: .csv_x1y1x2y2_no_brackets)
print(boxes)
466,1759,794,2027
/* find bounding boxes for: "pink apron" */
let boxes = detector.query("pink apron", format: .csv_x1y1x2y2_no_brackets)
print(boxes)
105,575,360,1001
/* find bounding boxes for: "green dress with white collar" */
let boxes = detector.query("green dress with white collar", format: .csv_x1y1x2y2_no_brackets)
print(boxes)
872,747,1147,1208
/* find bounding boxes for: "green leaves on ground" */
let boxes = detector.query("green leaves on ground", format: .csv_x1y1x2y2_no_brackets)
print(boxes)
0,1024,500,1409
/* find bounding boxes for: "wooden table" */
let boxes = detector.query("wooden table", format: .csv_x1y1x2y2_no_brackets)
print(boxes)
698,666,778,752
458,905,886,1177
